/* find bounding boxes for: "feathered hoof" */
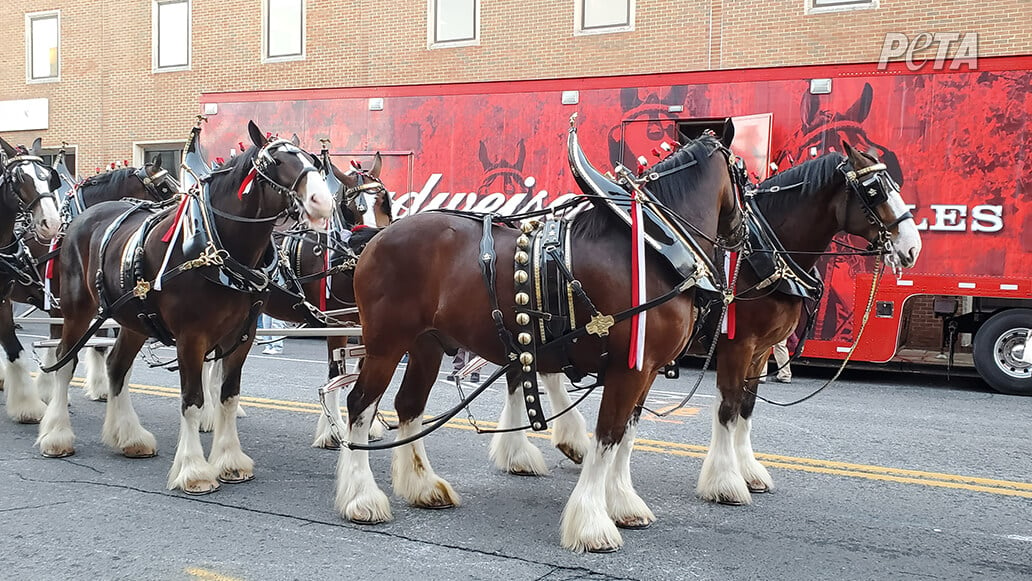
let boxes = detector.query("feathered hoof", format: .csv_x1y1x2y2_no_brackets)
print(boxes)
41,447,75,459
16,415,42,425
122,444,158,458
716,495,748,506
615,516,655,530
182,479,221,495
312,433,342,450
556,442,584,465
218,468,255,484
344,504,392,525
411,481,461,510
747,481,770,493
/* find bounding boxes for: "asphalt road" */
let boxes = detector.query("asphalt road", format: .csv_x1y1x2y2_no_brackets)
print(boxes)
2,323,1030,581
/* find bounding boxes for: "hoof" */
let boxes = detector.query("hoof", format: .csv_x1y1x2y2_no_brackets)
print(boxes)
41,448,75,459
17,417,42,426
556,443,584,465
508,468,542,477
350,516,386,526
615,517,654,530
717,496,746,506
123,445,158,459
418,500,456,510
747,482,770,494
218,469,255,484
183,480,221,496
587,544,620,554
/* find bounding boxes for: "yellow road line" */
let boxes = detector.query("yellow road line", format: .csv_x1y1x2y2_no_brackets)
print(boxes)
184,567,243,581
63,377,1031,498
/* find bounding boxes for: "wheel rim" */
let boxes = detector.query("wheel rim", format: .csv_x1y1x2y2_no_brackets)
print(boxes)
993,327,1032,379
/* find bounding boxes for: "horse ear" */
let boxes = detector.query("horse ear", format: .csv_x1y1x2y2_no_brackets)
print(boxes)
247,121,267,148
31,138,43,156
841,141,858,160
370,152,383,178
291,133,300,147
515,139,526,171
151,155,162,169
0,137,15,159
478,141,492,170
843,83,873,123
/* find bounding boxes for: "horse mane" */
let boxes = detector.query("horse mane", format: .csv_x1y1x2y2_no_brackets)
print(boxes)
79,167,136,193
751,153,844,217
571,134,725,238
207,146,259,198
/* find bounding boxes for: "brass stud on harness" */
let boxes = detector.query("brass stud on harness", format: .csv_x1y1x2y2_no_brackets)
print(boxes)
517,332,532,345
523,381,532,389
519,352,534,365
516,312,530,325
514,270,529,284
532,422,542,430
515,251,529,265
516,235,530,249
515,292,529,305
528,409,537,417
526,395,536,403
523,365,532,373
521,222,535,234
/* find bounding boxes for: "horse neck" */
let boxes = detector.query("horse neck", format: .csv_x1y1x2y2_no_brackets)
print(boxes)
208,184,280,267
761,176,849,271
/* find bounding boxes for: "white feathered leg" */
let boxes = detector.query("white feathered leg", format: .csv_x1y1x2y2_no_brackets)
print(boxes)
36,362,77,457
167,405,220,494
489,384,548,475
209,395,254,483
82,347,109,401
199,360,222,433
391,419,461,508
697,396,751,505
5,355,47,423
101,368,157,458
313,386,344,449
734,416,773,493
34,347,57,404
560,438,622,553
335,403,392,523
605,422,655,529
541,373,590,464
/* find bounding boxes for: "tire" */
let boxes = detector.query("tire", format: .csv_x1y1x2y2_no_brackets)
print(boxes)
973,308,1032,396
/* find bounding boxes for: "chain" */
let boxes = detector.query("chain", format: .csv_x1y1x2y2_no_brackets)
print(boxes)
454,375,483,431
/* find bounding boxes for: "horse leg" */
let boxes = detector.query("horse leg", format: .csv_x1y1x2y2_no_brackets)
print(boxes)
697,345,761,506
100,328,158,458
314,336,347,449
82,347,109,401
209,347,255,484
334,351,401,524
34,322,63,403
607,401,656,530
561,367,653,553
736,379,773,494
542,372,590,464
167,339,220,495
0,299,46,423
489,367,549,476
199,359,221,433
391,335,460,509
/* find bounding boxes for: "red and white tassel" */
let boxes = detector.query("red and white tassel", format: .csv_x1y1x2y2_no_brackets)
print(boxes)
237,168,257,199
155,195,192,291
628,195,647,370
720,251,738,339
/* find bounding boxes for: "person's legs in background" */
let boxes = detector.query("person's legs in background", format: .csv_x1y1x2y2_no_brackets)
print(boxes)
772,338,792,383
261,314,286,355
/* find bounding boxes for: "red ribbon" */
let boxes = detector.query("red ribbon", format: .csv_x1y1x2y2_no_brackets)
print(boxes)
45,239,60,279
237,168,257,199
726,251,738,340
161,196,190,243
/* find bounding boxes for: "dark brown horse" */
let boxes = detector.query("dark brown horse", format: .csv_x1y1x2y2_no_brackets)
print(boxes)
36,121,332,495
21,158,177,403
0,137,62,423
696,142,922,506
334,122,744,553
200,153,393,442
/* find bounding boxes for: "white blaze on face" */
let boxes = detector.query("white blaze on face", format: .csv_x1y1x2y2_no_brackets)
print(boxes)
360,192,379,227
26,164,62,239
296,156,333,226
885,187,922,269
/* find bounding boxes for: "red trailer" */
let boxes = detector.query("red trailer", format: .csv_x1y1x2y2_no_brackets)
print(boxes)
201,55,1032,395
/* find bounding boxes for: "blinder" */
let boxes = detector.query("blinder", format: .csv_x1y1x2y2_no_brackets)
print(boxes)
841,160,912,233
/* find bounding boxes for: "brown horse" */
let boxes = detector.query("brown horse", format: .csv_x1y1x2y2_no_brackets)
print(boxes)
36,121,333,495
696,142,922,505
0,137,62,422
334,123,745,553
21,158,178,403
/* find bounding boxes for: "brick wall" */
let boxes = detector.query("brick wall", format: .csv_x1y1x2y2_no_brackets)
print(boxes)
1,0,1028,170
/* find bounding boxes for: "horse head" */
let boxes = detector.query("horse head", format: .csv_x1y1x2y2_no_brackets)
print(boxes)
136,155,178,201
337,152,392,228
839,141,922,270
242,121,333,227
0,136,61,240
778,83,904,185
477,140,526,196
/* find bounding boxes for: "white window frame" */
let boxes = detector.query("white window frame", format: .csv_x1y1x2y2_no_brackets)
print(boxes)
806,0,878,15
574,0,635,36
152,0,192,72
39,145,78,176
25,11,60,83
262,0,306,63
134,140,187,172
427,0,480,49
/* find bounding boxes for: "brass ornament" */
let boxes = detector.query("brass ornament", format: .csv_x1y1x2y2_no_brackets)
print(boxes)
516,235,530,249
515,251,529,265
514,270,528,284
521,222,535,234
516,313,530,325
519,352,534,365
515,292,529,305
517,332,532,345
526,395,536,403
523,365,532,373
585,314,615,337
132,280,151,299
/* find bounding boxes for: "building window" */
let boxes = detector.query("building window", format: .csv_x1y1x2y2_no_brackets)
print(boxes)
575,0,634,35
39,147,77,177
26,12,60,82
429,0,479,48
137,143,184,174
263,0,305,61
806,0,878,14
153,0,191,71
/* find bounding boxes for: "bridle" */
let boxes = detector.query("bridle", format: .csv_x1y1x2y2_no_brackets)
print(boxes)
134,164,177,202
342,170,387,217
2,155,60,218
838,157,914,255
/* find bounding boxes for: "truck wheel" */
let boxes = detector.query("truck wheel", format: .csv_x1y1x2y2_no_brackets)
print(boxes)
973,308,1032,396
